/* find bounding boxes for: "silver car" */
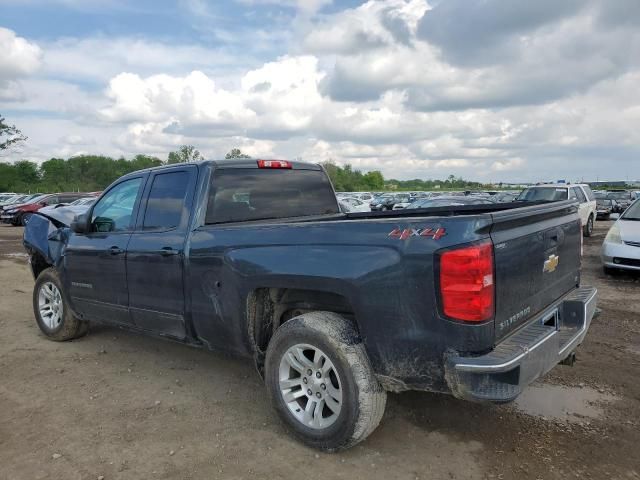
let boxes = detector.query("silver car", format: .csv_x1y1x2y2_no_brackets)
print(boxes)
601,199,640,273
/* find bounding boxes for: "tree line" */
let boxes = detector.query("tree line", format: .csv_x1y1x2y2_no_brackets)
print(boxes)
0,146,250,193
0,148,488,194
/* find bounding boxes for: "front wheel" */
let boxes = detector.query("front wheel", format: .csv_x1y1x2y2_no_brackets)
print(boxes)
33,268,89,341
265,312,386,451
583,215,594,237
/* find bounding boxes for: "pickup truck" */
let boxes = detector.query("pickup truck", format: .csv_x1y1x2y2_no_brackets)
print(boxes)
23,159,597,451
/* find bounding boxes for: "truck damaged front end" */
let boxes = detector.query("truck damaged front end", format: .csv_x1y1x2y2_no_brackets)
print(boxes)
22,211,73,279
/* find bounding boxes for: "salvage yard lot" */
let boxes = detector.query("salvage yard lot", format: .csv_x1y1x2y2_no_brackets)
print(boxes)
0,221,639,480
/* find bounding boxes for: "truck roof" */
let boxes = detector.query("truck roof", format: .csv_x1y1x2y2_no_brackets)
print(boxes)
131,159,322,176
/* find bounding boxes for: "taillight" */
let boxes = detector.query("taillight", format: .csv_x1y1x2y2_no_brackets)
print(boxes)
257,160,292,169
439,241,494,322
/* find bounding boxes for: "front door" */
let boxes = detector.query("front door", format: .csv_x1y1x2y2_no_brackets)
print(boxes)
126,166,196,339
64,176,145,324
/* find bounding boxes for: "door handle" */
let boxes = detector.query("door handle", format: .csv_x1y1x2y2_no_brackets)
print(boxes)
109,246,124,255
158,247,179,256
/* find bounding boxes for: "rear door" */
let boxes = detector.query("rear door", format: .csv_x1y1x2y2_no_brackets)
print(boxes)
490,202,581,340
126,166,197,339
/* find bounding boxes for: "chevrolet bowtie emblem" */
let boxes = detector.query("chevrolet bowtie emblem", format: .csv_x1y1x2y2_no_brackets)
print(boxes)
543,254,560,273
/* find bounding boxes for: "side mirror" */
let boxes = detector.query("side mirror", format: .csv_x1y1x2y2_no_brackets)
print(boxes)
71,213,90,234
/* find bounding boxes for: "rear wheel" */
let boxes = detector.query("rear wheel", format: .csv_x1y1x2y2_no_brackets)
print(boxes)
33,268,89,341
265,311,386,451
583,215,594,237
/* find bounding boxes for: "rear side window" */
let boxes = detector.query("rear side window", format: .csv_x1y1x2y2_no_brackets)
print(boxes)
582,186,595,201
517,187,568,202
206,168,339,224
572,187,587,202
143,171,190,230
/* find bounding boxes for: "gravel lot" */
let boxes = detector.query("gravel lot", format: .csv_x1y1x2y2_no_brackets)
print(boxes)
0,221,639,480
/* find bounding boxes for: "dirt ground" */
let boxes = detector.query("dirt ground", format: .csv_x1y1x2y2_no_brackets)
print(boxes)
0,221,639,480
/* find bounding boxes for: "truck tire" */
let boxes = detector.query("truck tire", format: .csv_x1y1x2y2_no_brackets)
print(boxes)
583,215,594,237
265,311,386,451
33,267,89,341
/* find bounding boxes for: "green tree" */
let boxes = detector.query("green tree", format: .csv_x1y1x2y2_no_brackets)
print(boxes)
362,171,384,190
168,145,202,164
225,148,251,159
0,115,27,151
14,160,39,186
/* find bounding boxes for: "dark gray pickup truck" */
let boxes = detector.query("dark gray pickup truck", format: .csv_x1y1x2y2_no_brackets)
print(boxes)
24,159,596,451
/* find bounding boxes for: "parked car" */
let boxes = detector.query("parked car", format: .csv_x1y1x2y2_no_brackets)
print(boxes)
493,192,518,203
596,199,618,220
38,197,98,222
606,190,634,213
602,198,640,274
370,193,410,211
406,196,496,209
1,193,89,226
23,159,595,451
0,193,19,203
0,193,36,209
516,184,597,236
338,197,370,213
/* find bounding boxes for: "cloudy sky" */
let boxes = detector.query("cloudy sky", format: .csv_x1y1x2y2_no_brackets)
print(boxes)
1,0,639,182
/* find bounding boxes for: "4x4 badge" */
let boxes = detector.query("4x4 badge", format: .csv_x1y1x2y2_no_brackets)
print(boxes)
388,227,446,240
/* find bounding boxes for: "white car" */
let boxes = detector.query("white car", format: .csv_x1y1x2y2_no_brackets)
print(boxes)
517,183,597,236
601,199,640,273
339,197,371,213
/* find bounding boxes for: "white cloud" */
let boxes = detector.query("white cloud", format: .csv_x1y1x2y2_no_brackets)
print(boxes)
2,0,640,183
101,71,255,127
0,27,42,91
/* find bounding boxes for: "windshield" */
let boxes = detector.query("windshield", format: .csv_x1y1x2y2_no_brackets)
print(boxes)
596,199,612,207
25,194,48,204
517,187,568,202
621,200,640,220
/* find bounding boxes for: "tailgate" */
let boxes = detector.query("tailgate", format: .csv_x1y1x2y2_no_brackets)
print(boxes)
490,201,581,340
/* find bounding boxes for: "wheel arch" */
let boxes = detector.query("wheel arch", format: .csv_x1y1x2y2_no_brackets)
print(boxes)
246,287,358,375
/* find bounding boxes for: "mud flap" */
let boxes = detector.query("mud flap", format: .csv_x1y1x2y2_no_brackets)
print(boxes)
23,214,70,266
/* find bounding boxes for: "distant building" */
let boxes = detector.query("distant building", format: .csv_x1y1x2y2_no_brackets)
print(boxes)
587,181,632,188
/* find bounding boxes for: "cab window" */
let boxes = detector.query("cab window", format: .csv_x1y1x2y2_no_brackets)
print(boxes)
91,178,143,232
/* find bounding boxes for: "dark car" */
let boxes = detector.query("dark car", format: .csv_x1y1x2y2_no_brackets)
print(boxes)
406,195,495,209
606,191,633,213
369,193,411,211
24,159,595,451
596,199,618,220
